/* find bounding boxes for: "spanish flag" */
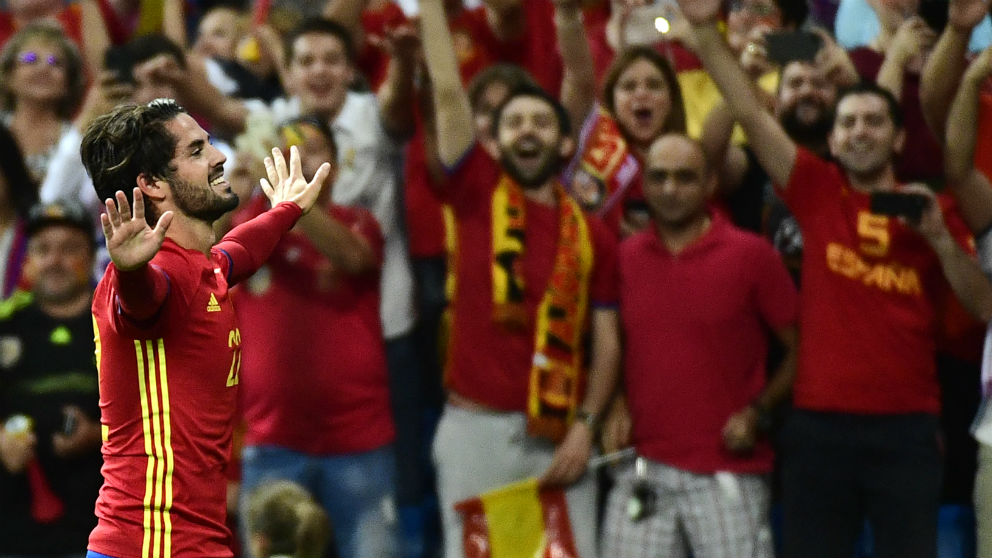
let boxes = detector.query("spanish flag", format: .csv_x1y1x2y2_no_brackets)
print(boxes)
454,478,578,558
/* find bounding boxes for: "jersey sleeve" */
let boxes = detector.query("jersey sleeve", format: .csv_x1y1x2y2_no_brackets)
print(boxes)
214,201,303,285
778,147,845,226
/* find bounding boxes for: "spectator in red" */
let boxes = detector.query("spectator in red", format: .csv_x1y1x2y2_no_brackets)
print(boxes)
233,116,397,558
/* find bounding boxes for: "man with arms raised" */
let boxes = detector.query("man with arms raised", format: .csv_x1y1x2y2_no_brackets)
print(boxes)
80,99,328,558
420,0,621,556
681,0,985,554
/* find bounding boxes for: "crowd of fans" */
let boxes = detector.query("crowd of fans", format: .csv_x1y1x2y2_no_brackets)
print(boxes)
2,0,992,556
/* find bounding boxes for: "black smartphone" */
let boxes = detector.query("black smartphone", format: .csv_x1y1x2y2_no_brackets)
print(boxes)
869,191,930,221
103,45,134,85
765,30,823,65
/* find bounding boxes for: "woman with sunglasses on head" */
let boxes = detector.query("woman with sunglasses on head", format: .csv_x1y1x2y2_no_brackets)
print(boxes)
0,23,85,184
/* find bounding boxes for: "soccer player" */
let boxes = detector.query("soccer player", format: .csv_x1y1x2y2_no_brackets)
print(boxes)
79,99,329,558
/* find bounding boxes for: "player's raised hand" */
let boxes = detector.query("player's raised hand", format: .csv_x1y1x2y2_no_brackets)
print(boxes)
261,145,330,214
102,188,173,272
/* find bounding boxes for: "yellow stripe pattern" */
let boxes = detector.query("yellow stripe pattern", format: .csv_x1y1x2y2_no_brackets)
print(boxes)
134,339,174,558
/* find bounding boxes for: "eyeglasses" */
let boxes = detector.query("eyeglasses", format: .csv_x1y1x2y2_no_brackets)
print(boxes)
16,51,63,68
728,0,779,16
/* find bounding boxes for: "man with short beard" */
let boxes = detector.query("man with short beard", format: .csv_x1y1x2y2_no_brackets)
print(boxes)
421,1,620,556
683,0,983,554
79,99,328,558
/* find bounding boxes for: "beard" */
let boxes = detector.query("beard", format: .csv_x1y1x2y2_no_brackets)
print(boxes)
170,176,240,223
499,150,561,189
781,103,834,151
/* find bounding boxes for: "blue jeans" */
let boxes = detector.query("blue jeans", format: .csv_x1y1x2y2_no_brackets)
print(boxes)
240,444,398,558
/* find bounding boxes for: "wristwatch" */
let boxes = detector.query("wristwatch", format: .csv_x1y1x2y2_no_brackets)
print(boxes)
575,409,600,433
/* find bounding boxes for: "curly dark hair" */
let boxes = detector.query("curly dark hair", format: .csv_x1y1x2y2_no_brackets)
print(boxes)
80,99,186,226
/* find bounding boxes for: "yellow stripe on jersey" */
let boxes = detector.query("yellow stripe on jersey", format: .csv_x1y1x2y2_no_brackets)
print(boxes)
135,341,154,558
157,339,174,558
145,340,164,558
135,339,174,558
94,316,108,442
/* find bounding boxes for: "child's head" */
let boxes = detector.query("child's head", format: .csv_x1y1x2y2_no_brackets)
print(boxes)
246,480,331,558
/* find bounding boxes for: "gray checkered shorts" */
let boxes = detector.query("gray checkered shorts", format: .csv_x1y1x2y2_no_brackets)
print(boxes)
600,458,773,558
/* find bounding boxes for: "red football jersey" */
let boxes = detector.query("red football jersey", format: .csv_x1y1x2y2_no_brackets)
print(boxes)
89,203,301,558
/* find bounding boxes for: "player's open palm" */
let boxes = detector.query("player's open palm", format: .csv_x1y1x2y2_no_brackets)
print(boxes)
261,145,330,214
102,188,173,272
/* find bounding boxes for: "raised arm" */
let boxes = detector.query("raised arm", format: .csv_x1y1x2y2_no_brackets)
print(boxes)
920,0,987,138
322,0,370,57
875,17,935,102
944,46,992,233
554,0,597,136
679,0,798,188
162,0,188,50
79,0,111,78
136,53,250,137
420,0,475,167
375,23,419,140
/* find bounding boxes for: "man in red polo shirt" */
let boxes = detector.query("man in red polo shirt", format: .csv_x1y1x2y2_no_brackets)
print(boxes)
601,133,798,558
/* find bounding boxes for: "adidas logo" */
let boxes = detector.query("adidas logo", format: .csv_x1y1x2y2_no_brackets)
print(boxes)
207,293,222,313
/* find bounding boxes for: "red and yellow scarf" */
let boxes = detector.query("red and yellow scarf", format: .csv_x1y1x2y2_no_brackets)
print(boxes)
491,175,594,442
564,105,640,217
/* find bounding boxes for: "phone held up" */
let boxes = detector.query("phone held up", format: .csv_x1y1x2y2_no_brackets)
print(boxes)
869,191,931,222
764,30,823,65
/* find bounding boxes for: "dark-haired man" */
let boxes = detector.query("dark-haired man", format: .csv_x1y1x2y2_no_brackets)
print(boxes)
682,0,986,554
80,99,328,558
422,1,620,556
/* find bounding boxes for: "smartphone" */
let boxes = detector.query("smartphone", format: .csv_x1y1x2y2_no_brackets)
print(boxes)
622,0,680,46
869,191,930,221
765,30,823,65
918,0,949,33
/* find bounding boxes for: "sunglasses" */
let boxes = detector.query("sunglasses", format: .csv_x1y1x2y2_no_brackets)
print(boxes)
16,51,63,68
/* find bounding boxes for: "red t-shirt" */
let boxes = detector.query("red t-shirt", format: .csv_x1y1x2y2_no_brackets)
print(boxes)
439,146,619,410
232,197,395,455
782,148,970,414
89,203,302,558
619,215,797,474
404,1,566,259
